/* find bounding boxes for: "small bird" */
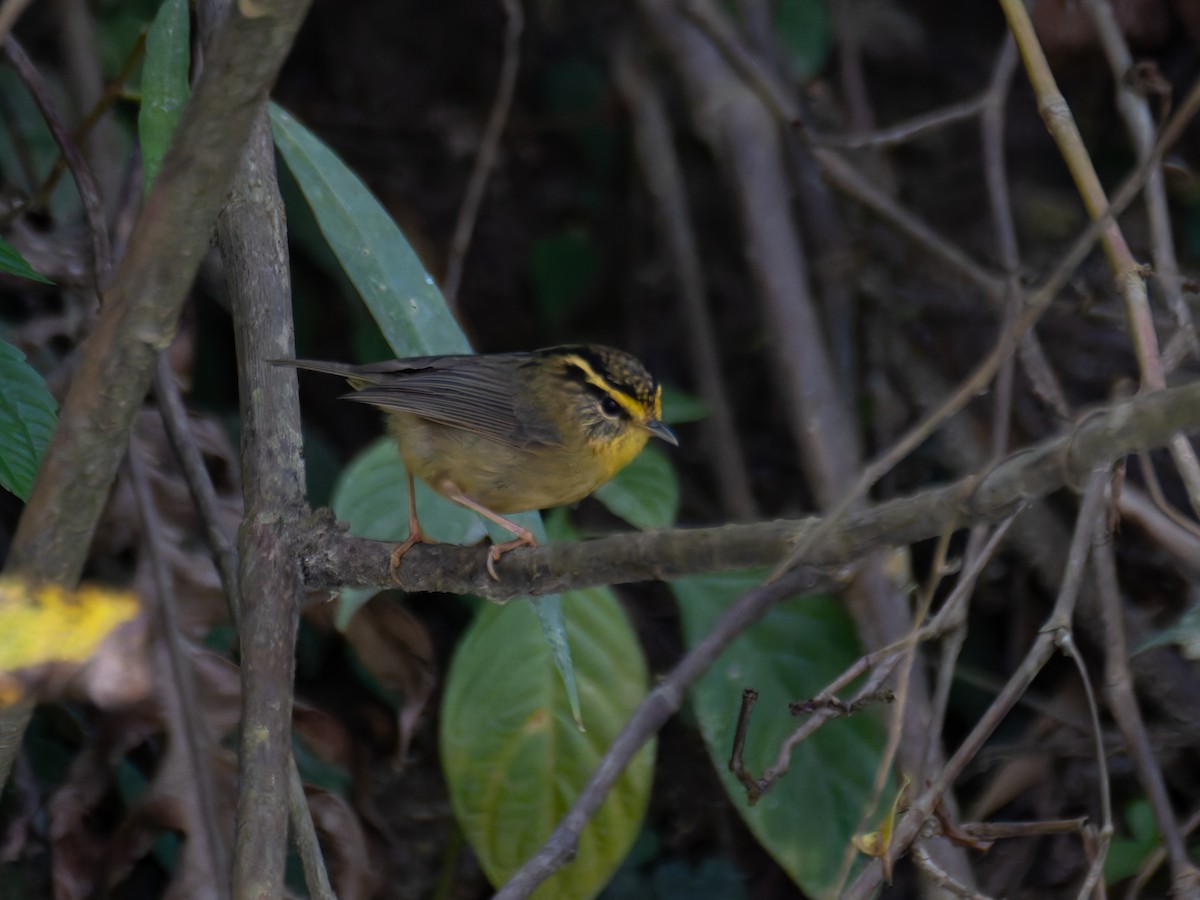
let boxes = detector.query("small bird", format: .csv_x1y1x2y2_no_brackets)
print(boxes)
277,345,677,578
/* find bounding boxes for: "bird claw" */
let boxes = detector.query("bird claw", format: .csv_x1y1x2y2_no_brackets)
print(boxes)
389,529,438,583
485,531,538,581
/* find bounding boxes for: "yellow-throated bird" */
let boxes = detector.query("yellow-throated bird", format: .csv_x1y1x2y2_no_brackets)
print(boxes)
277,345,677,578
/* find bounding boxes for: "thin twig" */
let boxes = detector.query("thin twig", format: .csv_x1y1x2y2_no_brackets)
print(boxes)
832,523,955,895
1075,823,1112,900
727,688,760,797
982,37,1070,419
34,31,148,210
911,844,997,900
128,444,231,897
440,0,523,312
1118,483,1200,576
154,357,240,628
3,36,113,291
920,513,1023,792
1092,528,1200,892
815,95,989,149
0,0,34,45
1136,449,1200,542
760,661,899,800
963,818,1089,841
1058,632,1112,845
1080,0,1197,370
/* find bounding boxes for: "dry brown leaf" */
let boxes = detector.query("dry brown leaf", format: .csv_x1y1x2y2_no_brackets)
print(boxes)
48,715,163,900
343,598,436,766
306,786,379,900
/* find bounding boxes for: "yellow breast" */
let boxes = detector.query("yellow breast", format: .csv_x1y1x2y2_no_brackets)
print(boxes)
387,411,648,513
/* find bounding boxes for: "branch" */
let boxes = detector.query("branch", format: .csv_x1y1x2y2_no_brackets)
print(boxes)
4,0,313,584
302,377,1200,600
0,0,314,791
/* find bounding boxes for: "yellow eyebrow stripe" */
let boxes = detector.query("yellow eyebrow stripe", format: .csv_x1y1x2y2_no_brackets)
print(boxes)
561,353,647,420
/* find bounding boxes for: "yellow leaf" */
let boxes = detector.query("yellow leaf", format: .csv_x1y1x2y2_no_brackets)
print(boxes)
0,577,140,672
852,775,911,883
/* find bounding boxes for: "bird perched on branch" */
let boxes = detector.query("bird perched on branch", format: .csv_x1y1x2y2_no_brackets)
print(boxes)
277,345,677,579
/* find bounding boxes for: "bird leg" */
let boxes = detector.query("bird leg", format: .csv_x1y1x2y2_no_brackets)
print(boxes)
390,471,438,581
441,485,538,580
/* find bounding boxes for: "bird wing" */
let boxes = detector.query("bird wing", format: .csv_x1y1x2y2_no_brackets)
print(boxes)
341,354,564,449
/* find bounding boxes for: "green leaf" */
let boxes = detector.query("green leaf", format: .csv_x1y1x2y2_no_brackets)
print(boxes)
0,236,53,284
270,104,468,358
673,570,886,898
138,0,190,194
271,104,580,719
441,586,653,900
0,338,58,500
1105,799,1159,884
772,0,831,82
593,444,679,530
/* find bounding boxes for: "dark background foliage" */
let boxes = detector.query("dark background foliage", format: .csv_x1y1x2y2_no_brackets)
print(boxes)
3,0,1200,896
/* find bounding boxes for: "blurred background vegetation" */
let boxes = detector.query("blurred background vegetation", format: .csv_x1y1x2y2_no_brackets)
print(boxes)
3,0,1200,897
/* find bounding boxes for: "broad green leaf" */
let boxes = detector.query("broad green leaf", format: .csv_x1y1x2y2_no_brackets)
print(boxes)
0,237,53,284
138,0,190,194
441,586,653,900
271,104,580,719
673,570,886,898
0,339,58,500
593,443,679,531
270,104,468,358
329,438,486,626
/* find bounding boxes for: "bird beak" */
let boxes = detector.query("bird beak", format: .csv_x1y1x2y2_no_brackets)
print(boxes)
644,420,679,446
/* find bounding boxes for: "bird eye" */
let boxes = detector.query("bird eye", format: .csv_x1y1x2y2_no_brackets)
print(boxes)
601,395,621,417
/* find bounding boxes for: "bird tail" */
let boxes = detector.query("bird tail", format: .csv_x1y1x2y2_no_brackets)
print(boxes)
269,358,379,389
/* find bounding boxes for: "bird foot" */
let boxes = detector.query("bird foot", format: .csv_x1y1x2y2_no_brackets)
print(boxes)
486,530,538,580
389,529,439,583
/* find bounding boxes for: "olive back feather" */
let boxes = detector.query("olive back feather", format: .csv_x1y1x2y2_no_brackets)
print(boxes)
276,345,664,451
